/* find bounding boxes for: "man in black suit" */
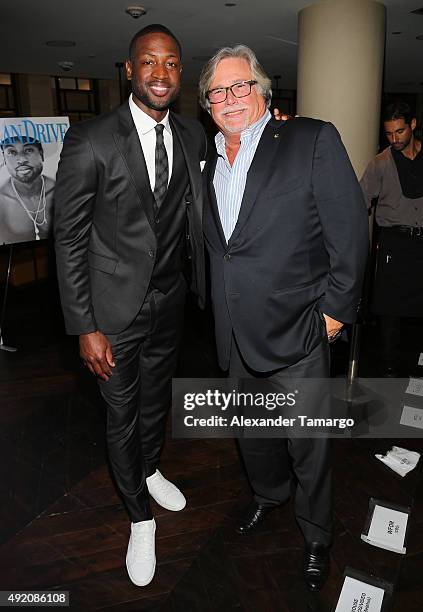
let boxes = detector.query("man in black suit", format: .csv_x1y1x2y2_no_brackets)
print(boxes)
54,25,207,586
199,45,368,591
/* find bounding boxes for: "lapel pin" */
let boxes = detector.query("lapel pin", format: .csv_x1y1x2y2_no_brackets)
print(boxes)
274,133,280,139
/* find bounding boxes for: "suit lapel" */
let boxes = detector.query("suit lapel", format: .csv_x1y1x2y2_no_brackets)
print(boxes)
205,149,227,249
170,113,203,222
228,118,287,247
113,103,156,230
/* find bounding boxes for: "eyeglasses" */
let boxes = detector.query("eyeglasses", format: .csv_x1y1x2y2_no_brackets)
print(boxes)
207,80,257,104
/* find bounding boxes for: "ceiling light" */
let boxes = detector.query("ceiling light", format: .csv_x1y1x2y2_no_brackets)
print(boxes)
58,60,75,72
125,5,146,18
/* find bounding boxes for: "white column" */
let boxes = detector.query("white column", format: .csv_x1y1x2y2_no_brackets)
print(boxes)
297,0,385,177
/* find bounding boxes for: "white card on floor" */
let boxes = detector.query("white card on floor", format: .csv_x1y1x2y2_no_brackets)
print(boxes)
405,378,423,397
335,576,384,612
361,504,407,553
400,405,423,429
418,353,423,366
375,447,420,477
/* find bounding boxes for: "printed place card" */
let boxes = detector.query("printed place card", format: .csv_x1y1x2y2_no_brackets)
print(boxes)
400,405,423,430
405,378,423,397
335,576,385,612
361,503,408,554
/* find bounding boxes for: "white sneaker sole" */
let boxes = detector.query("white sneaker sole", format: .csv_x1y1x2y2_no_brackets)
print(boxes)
126,556,156,587
149,494,186,512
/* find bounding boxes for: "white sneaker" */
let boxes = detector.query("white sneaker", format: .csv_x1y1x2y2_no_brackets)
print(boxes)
126,518,156,586
146,470,186,511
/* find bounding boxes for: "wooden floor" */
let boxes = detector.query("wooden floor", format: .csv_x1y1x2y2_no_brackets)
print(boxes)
0,280,422,611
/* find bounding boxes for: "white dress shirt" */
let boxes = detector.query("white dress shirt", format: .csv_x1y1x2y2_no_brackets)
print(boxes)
128,94,173,190
213,110,271,241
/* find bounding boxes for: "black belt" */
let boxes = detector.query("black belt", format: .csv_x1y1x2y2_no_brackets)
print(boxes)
383,225,423,238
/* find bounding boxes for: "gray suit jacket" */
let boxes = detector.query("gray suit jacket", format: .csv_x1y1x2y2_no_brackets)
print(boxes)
54,102,207,335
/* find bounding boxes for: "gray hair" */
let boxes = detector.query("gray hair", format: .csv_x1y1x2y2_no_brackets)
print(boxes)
198,45,272,113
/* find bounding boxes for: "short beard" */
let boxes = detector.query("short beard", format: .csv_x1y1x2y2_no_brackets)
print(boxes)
392,132,412,151
13,167,41,184
132,81,180,111
221,117,249,134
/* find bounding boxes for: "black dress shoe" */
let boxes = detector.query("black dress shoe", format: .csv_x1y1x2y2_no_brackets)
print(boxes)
236,501,276,535
303,542,329,592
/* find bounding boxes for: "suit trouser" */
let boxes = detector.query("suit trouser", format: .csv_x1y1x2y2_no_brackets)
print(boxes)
230,338,332,546
98,278,186,522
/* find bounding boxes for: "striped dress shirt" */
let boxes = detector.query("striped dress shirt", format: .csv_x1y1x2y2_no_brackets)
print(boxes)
213,110,271,242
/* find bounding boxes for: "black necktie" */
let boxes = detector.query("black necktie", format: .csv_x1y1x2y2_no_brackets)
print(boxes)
153,124,168,211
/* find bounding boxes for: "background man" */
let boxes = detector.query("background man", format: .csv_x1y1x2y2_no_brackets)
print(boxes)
54,24,207,586
0,136,54,244
199,45,368,591
360,102,423,377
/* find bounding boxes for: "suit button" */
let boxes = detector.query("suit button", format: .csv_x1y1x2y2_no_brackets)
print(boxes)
185,198,192,205
224,254,231,261
148,249,155,258
155,218,160,224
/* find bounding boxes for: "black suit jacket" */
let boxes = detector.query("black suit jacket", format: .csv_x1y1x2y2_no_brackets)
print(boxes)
204,117,369,371
54,102,207,335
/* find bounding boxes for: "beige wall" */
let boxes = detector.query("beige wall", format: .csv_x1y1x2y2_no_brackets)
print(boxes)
97,79,121,114
10,73,123,118
13,74,55,117
10,74,198,120
25,75,55,116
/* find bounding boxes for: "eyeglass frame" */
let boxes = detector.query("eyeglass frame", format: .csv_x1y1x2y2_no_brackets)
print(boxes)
206,80,258,104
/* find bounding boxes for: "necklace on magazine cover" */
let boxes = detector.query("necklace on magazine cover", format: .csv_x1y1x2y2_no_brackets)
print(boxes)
10,175,47,240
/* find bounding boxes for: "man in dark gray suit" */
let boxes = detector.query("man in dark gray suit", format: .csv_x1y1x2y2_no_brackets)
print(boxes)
199,45,368,591
54,25,207,586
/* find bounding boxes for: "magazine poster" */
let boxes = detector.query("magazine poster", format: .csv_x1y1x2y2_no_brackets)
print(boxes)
0,116,70,245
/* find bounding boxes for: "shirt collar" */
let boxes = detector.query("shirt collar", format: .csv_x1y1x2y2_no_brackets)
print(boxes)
215,109,271,156
391,145,423,163
129,94,171,135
